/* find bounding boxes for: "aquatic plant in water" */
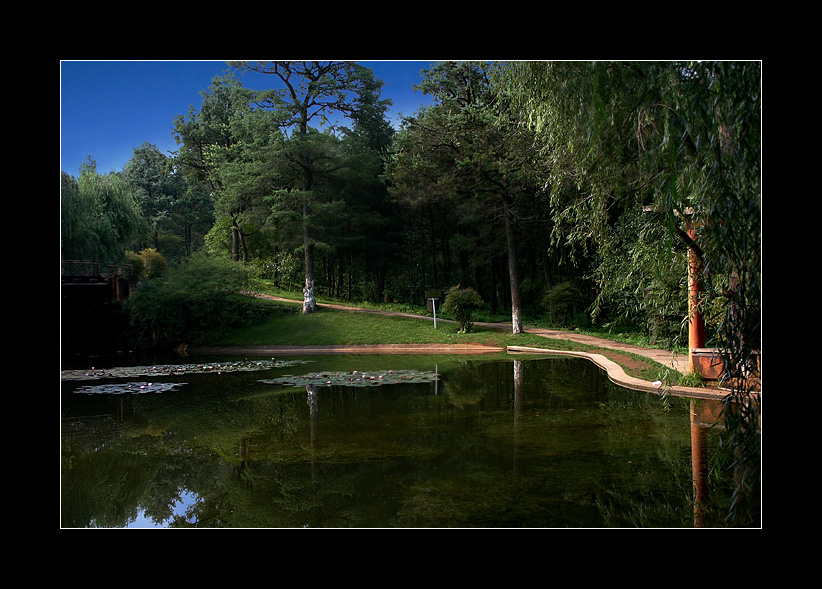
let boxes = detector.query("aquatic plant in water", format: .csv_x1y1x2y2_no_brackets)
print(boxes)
61,359,309,381
73,382,188,395
259,369,440,388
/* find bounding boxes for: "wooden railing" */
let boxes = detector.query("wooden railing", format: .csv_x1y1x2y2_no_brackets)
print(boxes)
61,260,135,279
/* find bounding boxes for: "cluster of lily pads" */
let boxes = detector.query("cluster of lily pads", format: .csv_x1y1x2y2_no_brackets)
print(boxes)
63,360,438,395
259,369,440,388
73,382,187,395
61,359,308,381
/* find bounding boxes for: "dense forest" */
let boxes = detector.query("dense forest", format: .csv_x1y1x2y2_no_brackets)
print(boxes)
61,60,761,369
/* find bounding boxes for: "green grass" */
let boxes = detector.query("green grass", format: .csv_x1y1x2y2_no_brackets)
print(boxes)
196,292,684,384
199,296,586,351
250,281,515,323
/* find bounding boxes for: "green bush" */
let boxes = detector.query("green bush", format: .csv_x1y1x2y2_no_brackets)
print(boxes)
541,281,587,327
125,254,253,348
442,287,484,333
124,248,168,281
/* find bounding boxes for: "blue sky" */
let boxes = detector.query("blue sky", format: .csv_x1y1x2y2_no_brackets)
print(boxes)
60,60,437,177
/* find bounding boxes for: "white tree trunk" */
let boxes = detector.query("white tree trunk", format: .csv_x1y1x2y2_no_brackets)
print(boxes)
303,277,316,314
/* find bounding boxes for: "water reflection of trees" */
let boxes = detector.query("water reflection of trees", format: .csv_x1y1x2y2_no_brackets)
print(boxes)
61,358,758,528
507,358,756,528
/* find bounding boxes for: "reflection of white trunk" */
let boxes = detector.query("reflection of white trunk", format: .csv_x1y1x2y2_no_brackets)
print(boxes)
513,360,523,426
303,278,316,314
513,360,523,400
306,384,318,445
512,360,523,480
307,384,318,481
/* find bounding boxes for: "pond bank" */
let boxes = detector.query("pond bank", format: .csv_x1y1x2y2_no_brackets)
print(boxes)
185,342,729,401
186,343,505,355
506,346,730,401
198,292,743,401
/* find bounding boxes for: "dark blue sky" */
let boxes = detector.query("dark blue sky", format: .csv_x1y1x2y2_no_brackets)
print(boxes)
60,60,437,177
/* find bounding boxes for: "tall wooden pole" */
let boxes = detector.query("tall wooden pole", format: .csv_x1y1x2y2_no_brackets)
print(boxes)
687,220,705,373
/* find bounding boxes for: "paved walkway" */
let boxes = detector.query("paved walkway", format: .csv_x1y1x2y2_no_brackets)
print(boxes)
236,293,727,400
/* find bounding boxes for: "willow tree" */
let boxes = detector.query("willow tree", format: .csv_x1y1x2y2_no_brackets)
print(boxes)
229,61,389,314
61,158,146,262
501,60,761,522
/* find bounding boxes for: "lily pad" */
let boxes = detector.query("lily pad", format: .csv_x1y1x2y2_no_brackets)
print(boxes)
61,359,309,381
259,369,440,388
73,382,187,395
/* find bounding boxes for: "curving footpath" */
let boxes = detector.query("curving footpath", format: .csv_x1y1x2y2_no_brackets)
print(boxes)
216,293,737,400
506,346,726,400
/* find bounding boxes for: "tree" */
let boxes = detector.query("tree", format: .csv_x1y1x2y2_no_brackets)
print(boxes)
229,61,390,314
173,73,267,263
122,142,206,259
398,61,542,333
500,60,761,521
61,158,146,262
126,253,251,348
333,90,399,303
442,287,484,333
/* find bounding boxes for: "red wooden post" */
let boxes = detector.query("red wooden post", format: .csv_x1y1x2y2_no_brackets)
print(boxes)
687,221,705,373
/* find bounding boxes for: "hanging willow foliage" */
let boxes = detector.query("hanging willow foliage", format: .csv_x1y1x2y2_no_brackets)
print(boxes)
498,60,761,523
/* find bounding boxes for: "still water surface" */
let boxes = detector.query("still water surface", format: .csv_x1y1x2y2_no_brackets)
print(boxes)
60,353,756,528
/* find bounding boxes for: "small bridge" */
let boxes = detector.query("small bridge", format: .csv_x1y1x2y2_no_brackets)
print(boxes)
62,260,138,359
61,260,136,302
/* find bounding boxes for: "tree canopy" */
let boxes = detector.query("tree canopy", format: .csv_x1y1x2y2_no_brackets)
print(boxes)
61,158,147,261
62,60,761,364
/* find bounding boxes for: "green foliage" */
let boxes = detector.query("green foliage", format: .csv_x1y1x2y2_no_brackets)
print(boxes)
125,254,258,347
61,159,147,262
247,251,302,290
442,287,484,333
124,248,168,281
589,207,690,347
541,281,588,328
121,142,214,261
500,60,761,523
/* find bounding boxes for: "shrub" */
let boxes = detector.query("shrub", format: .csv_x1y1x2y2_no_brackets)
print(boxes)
442,287,484,333
125,253,251,348
124,248,168,281
541,281,586,327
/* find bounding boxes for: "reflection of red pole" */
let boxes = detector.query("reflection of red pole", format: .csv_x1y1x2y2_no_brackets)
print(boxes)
688,222,705,373
690,399,708,528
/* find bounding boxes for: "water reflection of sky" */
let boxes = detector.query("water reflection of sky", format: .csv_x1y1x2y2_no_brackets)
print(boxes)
125,491,198,528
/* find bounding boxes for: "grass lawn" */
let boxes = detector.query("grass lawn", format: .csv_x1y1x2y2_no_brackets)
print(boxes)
196,295,677,384
200,299,586,351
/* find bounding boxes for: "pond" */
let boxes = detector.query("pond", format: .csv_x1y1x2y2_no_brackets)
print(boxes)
60,353,759,528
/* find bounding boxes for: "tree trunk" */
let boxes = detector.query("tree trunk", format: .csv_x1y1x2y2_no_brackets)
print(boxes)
427,204,439,288
374,262,387,303
503,198,523,334
302,246,316,314
490,258,499,315
302,195,316,314
231,225,240,262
